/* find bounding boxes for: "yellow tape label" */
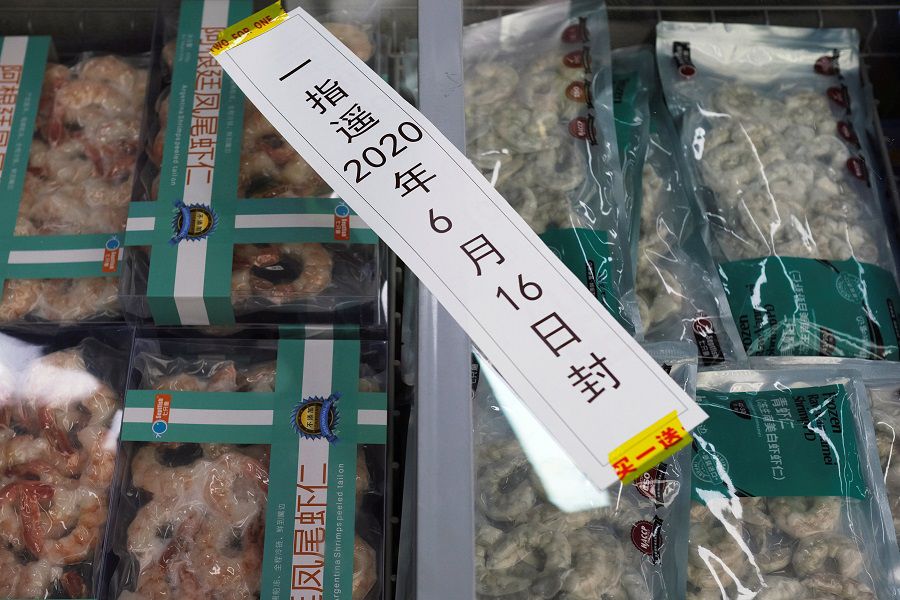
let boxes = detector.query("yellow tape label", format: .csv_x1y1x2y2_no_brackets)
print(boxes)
608,410,692,485
211,1,288,56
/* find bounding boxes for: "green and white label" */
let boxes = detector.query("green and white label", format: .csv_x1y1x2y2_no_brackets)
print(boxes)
692,384,867,502
126,0,374,326
720,257,900,359
122,336,387,599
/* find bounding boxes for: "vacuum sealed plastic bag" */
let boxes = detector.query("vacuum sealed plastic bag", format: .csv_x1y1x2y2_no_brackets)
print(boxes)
613,47,744,364
0,326,132,599
112,336,388,599
120,0,383,327
688,367,900,599
463,1,638,331
751,356,900,550
657,22,900,359
472,342,696,599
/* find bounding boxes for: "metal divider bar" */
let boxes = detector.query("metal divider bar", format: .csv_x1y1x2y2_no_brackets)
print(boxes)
416,0,476,598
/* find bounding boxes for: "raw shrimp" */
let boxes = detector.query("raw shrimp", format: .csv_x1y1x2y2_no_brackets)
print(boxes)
354,535,378,598
465,62,518,106
201,451,269,525
233,243,334,303
237,361,277,393
755,575,806,600
769,496,841,539
803,572,875,600
494,103,561,154
0,279,41,322
45,487,108,564
562,529,624,598
791,532,863,579
476,454,536,522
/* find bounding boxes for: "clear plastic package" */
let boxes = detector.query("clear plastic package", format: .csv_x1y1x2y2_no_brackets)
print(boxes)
688,367,900,599
119,0,384,327
657,22,900,359
471,342,696,599
111,335,388,599
613,46,745,364
0,36,150,323
463,1,638,332
0,325,132,599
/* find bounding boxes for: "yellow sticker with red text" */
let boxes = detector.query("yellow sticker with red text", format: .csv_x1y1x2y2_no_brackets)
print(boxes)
609,410,692,485
211,1,287,55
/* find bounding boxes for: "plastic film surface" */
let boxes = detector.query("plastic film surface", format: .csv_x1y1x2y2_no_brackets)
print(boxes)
612,46,745,365
688,368,900,600
656,22,900,359
0,327,131,599
463,1,638,332
471,342,696,600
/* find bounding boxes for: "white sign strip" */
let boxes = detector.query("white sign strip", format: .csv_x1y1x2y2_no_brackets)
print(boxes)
357,409,387,426
123,406,273,426
8,247,120,264
0,37,27,182
214,9,707,489
126,216,156,231
173,0,230,326
235,213,369,230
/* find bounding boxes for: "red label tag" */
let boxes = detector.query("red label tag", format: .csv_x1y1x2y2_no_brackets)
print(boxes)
565,81,586,103
837,121,859,146
815,55,838,76
827,86,849,108
101,237,121,273
102,248,119,273
633,465,669,504
334,204,351,241
847,157,868,182
630,517,663,564
153,394,171,424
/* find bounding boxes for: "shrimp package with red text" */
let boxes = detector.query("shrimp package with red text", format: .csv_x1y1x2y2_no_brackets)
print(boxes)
462,1,639,334
110,335,389,600
656,22,900,359
119,0,384,327
686,368,900,599
0,35,152,323
0,325,133,599
471,342,695,600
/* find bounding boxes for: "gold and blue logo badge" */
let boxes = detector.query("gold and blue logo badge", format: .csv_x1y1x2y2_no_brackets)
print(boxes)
170,200,218,244
291,393,340,443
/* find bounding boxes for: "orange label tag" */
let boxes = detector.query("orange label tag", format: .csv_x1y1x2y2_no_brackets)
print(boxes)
334,204,351,241
152,394,172,437
608,410,692,485
102,237,121,273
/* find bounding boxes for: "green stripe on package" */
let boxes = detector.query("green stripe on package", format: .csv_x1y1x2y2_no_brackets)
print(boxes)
691,384,867,502
121,337,387,599
721,257,900,360
126,0,376,326
0,37,122,294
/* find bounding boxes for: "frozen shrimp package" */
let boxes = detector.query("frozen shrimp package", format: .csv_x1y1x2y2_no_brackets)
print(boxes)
472,343,696,600
0,35,151,323
687,367,900,599
657,22,900,359
751,355,900,550
612,47,745,364
110,335,389,599
0,325,133,599
120,0,384,327
463,1,638,332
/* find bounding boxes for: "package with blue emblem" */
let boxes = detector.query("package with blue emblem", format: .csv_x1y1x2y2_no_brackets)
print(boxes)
0,34,152,323
119,0,385,327
110,333,389,599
